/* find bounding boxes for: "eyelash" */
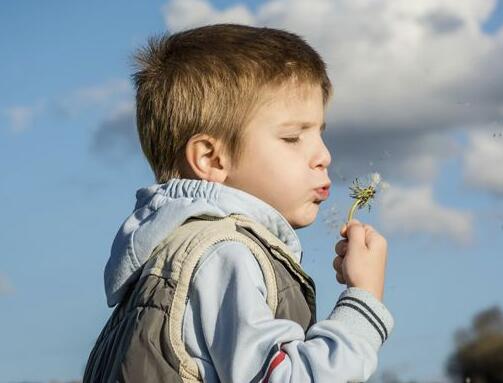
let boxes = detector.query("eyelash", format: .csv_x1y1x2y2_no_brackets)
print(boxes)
282,130,325,145
283,137,301,144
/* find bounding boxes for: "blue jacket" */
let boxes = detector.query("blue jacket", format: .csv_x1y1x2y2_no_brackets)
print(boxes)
104,178,394,382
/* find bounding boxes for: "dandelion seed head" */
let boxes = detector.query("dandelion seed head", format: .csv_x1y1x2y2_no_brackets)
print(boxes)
349,177,376,208
346,172,387,222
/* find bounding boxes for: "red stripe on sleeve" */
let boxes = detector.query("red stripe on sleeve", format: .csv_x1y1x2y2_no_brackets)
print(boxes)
263,351,286,383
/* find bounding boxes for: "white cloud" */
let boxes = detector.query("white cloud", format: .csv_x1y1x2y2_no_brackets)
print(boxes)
377,183,474,246
73,79,130,105
2,79,132,133
396,154,439,184
57,78,132,117
162,0,254,31
463,129,503,195
159,0,503,196
161,0,503,133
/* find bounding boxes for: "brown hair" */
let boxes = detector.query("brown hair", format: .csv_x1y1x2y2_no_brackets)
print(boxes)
131,23,333,183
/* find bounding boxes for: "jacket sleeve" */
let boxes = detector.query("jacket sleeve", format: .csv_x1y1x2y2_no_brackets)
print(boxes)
185,240,394,383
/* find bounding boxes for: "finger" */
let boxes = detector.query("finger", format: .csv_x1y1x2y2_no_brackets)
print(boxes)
332,255,338,270
336,272,346,284
340,219,360,237
362,223,382,237
362,223,376,235
333,255,343,273
346,219,366,252
361,224,374,246
334,240,348,257
366,232,388,254
339,223,347,238
361,224,385,249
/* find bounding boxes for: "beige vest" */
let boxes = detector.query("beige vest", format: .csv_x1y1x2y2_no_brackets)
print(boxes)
83,213,316,383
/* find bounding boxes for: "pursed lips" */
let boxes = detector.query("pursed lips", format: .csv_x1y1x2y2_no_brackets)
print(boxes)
314,184,331,201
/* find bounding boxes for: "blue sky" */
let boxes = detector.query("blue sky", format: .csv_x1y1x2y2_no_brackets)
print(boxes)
1,1,503,382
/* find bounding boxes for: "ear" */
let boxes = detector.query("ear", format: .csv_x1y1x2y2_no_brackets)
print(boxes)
183,133,231,183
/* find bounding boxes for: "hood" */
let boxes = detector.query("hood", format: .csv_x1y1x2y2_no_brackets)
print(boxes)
105,178,303,307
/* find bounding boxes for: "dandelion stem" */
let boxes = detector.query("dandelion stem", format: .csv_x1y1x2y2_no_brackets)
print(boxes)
347,199,361,223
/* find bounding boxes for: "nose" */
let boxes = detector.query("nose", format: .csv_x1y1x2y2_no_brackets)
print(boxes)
312,137,332,170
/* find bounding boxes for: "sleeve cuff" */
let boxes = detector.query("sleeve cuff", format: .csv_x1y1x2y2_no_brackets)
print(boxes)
328,287,394,352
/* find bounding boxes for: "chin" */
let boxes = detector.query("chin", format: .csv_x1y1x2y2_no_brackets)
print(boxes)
290,214,317,230
285,203,320,229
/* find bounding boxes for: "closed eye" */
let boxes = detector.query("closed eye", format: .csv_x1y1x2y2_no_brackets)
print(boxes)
283,137,301,144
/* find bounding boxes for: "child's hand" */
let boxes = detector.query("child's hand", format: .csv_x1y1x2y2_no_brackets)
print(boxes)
333,219,388,301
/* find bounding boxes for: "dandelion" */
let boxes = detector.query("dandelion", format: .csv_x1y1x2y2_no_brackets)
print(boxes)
346,172,386,223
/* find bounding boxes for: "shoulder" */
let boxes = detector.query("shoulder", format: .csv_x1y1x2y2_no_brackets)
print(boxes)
192,240,268,295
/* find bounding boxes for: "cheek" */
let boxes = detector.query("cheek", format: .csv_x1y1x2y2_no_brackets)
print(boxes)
246,140,304,188
263,157,296,184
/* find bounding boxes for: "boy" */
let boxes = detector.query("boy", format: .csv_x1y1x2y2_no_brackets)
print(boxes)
84,23,393,382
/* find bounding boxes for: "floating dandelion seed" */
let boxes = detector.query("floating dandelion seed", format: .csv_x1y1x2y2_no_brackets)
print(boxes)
346,172,386,223
322,203,343,234
380,181,390,191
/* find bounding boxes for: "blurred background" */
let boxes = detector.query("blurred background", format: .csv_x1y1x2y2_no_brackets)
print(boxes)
1,0,503,382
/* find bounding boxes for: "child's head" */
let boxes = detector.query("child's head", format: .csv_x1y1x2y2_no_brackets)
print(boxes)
132,23,333,228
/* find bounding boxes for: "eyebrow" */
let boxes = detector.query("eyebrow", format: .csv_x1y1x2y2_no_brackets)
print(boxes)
278,121,327,132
